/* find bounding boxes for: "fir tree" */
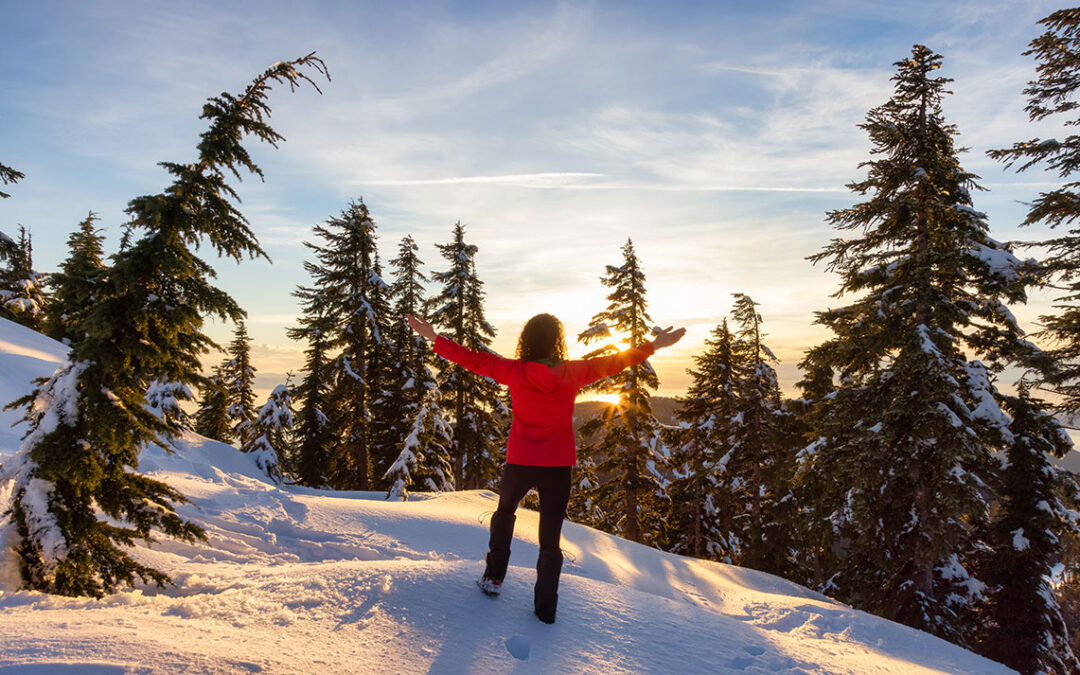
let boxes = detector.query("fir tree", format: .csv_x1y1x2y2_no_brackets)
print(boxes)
45,212,107,344
0,55,327,597
223,321,257,448
242,384,294,484
287,302,335,487
664,318,737,561
577,238,668,546
799,45,1035,644
724,294,793,576
0,226,47,330
0,162,24,262
381,235,453,499
988,8,1080,415
145,379,193,432
430,222,507,490
979,385,1080,675
194,365,231,444
301,200,389,490
365,246,399,489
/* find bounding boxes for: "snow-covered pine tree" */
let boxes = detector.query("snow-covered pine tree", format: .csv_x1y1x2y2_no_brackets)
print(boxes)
0,162,23,262
223,321,257,448
145,379,193,432
242,384,295,484
430,222,507,490
798,45,1035,644
381,235,453,499
577,238,669,546
193,365,231,444
724,294,794,577
301,200,389,490
287,298,335,487
0,226,47,330
989,8,1080,415
44,212,106,345
978,384,1080,675
0,54,327,597
365,246,400,489
664,318,737,561
787,354,839,589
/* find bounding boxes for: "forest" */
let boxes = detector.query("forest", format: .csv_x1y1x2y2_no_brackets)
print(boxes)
5,9,1080,675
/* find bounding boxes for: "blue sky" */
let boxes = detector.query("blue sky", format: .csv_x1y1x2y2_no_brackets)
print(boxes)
0,0,1068,398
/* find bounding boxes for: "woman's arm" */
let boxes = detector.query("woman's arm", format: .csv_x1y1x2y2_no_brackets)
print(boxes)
408,314,515,384
574,325,686,386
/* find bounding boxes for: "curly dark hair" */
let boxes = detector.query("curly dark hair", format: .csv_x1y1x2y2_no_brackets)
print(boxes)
516,313,568,364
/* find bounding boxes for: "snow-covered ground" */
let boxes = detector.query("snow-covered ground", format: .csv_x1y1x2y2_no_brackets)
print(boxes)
0,318,1013,673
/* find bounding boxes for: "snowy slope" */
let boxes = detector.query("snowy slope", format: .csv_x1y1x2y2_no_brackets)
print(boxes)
0,318,1013,674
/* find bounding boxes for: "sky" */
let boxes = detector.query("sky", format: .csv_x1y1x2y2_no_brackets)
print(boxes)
0,0,1071,400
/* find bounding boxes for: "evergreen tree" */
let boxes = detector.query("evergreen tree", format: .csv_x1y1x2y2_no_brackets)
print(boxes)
798,45,1034,644
724,294,793,576
301,200,389,490
381,235,453,499
223,321,257,448
577,239,668,546
45,212,107,344
787,354,838,589
193,365,231,443
242,384,294,484
0,55,327,597
287,302,335,487
365,246,399,489
429,222,507,490
979,385,1080,675
664,318,737,561
145,379,193,432
0,226,47,330
988,8,1080,414
0,162,24,262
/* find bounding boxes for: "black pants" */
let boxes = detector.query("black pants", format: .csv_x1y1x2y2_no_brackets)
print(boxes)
485,463,571,581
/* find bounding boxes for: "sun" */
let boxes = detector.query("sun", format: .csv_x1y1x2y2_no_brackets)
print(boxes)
593,393,622,406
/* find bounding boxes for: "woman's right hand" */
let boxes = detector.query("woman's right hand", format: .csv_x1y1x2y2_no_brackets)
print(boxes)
651,325,686,350
408,315,438,342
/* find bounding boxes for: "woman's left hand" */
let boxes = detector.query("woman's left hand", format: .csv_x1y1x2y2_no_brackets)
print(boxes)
408,315,438,342
651,326,686,350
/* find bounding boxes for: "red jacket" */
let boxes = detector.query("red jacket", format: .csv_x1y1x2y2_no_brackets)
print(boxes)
433,336,656,467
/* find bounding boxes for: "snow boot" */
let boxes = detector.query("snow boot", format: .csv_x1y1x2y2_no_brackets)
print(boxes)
479,512,516,596
534,548,562,624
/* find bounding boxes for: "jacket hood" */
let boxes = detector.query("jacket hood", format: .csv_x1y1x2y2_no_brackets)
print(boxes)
521,360,565,393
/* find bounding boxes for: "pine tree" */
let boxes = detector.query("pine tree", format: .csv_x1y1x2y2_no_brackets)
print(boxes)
145,379,193,432
798,45,1035,644
664,318,737,561
577,239,668,546
193,365,231,444
45,212,107,345
0,162,24,262
0,55,327,597
979,385,1080,675
300,200,389,490
287,301,335,488
223,321,257,448
787,354,838,589
988,8,1080,415
430,222,507,490
0,226,47,330
242,384,294,484
381,235,453,499
724,294,793,576
365,247,399,489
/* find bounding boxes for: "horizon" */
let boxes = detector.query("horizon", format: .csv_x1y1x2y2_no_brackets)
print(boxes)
1,1,1069,403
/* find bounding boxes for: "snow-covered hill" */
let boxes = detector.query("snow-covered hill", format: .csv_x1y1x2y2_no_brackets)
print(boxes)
0,318,1013,673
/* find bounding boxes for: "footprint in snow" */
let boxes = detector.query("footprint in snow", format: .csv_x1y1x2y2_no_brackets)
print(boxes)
505,635,531,661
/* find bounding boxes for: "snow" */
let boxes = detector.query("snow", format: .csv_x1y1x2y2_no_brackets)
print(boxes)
0,318,1013,673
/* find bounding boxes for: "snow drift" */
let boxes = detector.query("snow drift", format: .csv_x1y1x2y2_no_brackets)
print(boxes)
0,318,1012,673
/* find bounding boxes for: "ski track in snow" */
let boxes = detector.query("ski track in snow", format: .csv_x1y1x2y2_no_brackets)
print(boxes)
0,318,1013,673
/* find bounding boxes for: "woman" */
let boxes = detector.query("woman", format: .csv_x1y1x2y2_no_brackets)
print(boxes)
407,313,685,623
